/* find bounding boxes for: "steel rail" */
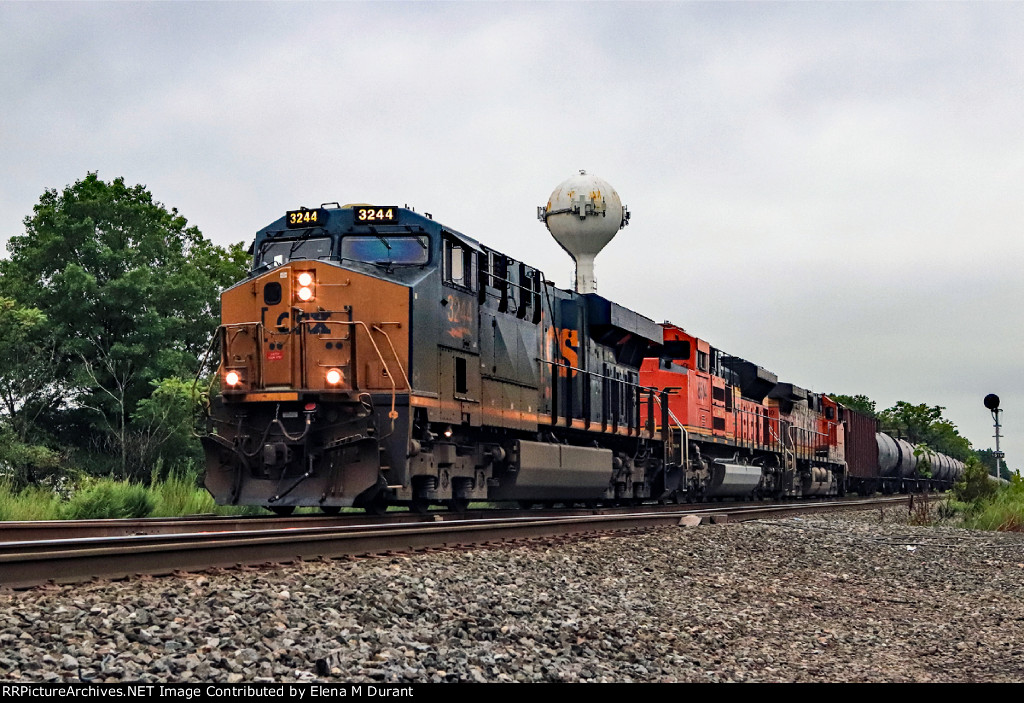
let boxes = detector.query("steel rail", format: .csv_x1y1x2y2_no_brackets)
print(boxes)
0,513,416,542
0,496,911,590
0,495,911,542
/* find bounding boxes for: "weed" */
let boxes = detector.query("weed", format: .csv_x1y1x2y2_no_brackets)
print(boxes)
908,492,934,526
0,480,63,521
149,466,217,517
60,480,154,520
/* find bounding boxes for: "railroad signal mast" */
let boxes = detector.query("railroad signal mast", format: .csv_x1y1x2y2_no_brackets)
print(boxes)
983,394,1005,479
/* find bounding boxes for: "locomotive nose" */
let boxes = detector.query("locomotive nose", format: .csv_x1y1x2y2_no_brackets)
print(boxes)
206,260,412,510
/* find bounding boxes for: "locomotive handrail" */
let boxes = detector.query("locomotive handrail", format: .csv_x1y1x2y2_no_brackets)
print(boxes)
191,326,232,435
221,321,266,390
536,357,659,391
371,323,412,392
743,406,786,453
649,392,688,470
538,357,656,436
786,423,833,463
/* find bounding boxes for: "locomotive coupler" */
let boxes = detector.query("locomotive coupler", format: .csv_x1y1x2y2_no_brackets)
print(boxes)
262,442,292,468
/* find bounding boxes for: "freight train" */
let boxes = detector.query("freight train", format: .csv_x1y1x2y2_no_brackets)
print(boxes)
199,173,964,514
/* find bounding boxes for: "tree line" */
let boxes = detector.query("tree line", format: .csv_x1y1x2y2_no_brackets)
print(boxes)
0,173,248,488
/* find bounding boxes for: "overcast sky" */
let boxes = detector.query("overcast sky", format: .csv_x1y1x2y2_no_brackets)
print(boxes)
2,1,1021,470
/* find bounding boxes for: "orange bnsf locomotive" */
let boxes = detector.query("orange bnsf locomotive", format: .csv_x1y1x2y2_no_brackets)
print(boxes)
200,175,961,514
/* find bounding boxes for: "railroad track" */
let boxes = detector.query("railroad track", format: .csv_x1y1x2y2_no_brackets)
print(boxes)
0,495,914,590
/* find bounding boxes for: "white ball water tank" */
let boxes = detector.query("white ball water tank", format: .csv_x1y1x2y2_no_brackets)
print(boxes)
538,170,629,293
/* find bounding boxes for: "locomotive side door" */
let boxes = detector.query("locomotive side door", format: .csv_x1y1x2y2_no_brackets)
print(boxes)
259,269,296,388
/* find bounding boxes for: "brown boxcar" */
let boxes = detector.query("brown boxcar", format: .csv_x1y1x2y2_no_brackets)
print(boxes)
840,406,879,495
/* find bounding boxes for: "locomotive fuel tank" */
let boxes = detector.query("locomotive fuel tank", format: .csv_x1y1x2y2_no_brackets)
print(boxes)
703,461,762,498
489,440,615,500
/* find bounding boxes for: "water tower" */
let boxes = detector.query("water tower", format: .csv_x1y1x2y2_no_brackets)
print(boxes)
537,170,630,293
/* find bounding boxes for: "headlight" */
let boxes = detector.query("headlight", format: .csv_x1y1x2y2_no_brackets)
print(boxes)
325,368,343,385
225,371,242,386
295,271,315,302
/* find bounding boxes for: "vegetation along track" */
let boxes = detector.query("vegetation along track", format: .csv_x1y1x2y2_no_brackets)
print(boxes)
0,496,911,590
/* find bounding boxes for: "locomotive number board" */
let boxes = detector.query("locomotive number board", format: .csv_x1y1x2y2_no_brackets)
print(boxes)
355,206,399,224
285,208,328,228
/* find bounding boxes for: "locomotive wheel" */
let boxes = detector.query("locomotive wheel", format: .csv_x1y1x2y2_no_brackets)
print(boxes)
320,506,341,515
410,499,431,515
269,506,295,516
446,498,470,513
363,498,388,516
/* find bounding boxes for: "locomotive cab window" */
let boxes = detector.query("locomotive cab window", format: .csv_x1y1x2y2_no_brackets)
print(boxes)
443,236,476,292
697,350,709,373
341,235,429,265
258,237,333,268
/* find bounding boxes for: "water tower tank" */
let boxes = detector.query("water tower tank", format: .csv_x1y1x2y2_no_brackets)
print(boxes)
538,170,629,293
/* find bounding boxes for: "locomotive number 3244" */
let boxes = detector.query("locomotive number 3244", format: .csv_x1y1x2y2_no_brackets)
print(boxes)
356,207,398,223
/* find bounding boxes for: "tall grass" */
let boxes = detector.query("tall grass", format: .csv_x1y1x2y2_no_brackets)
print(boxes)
60,481,154,520
148,466,219,517
962,475,1024,532
0,480,63,521
0,465,263,520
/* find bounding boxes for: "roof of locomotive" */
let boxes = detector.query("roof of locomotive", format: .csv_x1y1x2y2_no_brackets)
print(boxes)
249,203,478,255
240,204,481,284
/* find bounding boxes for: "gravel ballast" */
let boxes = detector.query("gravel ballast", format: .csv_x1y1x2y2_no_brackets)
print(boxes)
2,505,1023,683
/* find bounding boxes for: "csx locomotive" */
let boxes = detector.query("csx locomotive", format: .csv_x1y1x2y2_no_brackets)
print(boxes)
200,176,963,514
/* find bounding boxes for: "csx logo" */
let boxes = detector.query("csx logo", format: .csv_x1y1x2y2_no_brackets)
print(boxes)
266,310,332,335
545,326,579,377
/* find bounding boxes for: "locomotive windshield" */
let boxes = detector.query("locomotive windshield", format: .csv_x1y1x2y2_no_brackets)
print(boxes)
258,237,333,268
341,235,429,265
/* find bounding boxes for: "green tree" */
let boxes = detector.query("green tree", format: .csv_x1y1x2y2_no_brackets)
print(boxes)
975,448,1014,481
0,173,248,479
878,401,972,461
0,297,61,442
830,393,877,418
130,377,204,480
0,424,63,489
953,455,998,504
912,443,933,479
